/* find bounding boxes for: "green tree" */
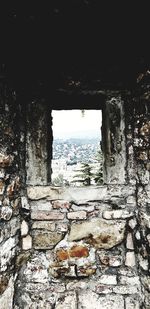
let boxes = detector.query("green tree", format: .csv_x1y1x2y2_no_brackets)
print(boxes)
52,173,69,186
72,163,92,186
93,150,103,185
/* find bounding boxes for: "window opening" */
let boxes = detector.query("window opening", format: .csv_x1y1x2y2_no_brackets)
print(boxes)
52,110,103,186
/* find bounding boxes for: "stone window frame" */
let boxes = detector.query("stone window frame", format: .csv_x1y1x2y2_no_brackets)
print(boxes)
25,91,126,186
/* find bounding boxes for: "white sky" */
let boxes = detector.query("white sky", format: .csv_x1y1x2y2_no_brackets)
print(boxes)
52,110,102,139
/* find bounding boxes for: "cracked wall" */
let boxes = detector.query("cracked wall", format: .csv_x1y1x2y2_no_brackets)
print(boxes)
0,83,150,309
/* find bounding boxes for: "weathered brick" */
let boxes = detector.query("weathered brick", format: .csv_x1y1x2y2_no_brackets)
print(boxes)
67,211,87,220
31,210,65,220
32,221,56,231
52,200,71,209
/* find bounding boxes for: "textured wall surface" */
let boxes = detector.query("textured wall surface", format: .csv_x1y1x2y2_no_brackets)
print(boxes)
0,82,150,308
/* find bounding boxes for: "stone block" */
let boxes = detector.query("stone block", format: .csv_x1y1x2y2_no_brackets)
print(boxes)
118,275,140,285
31,210,65,220
78,291,124,309
128,218,137,229
67,211,87,220
102,209,134,219
56,222,68,232
21,220,29,236
68,218,126,249
125,252,136,267
22,235,32,250
71,204,95,212
99,275,117,285
56,245,89,261
99,254,122,267
113,285,139,294
32,221,56,231
30,200,52,211
32,231,64,249
126,233,134,249
52,200,71,209
55,291,77,309
21,196,30,210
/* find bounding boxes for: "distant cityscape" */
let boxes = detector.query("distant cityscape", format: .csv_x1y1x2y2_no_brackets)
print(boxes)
52,137,102,186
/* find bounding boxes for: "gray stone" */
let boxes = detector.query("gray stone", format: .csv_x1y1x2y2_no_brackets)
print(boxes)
30,199,52,211
67,211,87,220
71,204,95,212
0,206,12,221
31,210,65,220
118,275,140,285
27,186,108,202
0,276,15,309
32,231,64,249
125,297,140,309
0,217,20,243
68,218,126,249
23,253,49,283
56,291,77,309
1,236,18,271
113,285,139,294
78,291,124,309
32,221,56,231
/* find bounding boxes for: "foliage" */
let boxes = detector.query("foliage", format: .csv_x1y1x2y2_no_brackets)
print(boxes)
72,163,93,186
52,173,69,186
93,150,103,185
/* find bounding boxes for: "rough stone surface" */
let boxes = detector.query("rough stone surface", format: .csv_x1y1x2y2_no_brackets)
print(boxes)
22,235,32,250
78,291,124,309
125,252,136,267
68,218,126,249
21,220,29,236
125,297,140,309
0,276,15,309
67,210,87,220
32,231,64,249
1,86,150,308
31,210,65,220
103,210,134,219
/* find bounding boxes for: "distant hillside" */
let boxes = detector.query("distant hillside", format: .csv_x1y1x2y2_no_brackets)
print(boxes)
54,129,101,140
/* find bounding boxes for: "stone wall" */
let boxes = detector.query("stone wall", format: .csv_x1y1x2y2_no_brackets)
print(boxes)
0,82,25,308
0,83,150,308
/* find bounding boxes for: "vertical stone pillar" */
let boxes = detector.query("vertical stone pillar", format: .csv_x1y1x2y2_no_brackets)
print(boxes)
102,92,126,184
26,100,52,185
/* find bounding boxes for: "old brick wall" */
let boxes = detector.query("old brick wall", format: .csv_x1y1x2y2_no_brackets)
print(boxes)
0,84,149,308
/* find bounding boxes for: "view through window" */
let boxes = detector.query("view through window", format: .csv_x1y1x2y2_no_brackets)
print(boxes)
52,110,102,186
